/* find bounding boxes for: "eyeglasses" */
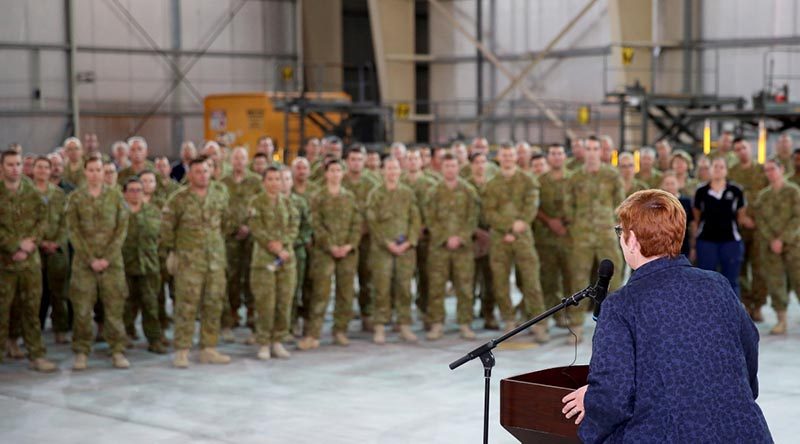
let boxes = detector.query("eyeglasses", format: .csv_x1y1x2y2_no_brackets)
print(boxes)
614,225,623,237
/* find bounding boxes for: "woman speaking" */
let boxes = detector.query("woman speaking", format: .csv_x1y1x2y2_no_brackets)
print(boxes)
562,189,772,443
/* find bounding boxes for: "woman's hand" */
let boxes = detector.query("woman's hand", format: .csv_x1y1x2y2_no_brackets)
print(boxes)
562,385,588,425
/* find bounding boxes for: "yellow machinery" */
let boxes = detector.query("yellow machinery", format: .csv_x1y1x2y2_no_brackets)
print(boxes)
204,91,350,162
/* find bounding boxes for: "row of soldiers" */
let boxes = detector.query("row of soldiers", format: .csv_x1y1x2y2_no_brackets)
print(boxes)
2,130,799,372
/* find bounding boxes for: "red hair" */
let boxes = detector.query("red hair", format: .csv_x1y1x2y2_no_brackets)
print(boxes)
616,189,685,258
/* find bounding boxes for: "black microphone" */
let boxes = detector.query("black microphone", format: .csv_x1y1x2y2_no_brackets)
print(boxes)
592,259,615,321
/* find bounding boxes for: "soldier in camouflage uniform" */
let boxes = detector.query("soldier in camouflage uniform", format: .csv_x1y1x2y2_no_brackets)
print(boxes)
220,148,263,338
774,133,795,177
566,138,586,172
32,157,70,343
281,168,312,336
341,146,379,331
634,147,662,188
366,156,422,344
461,137,499,180
533,145,572,327
140,170,174,335
466,152,497,329
121,178,166,354
483,143,548,342
402,149,438,320
249,166,298,359
754,159,800,335
670,150,699,197
66,154,131,370
310,137,343,184
299,160,361,350
619,152,648,197
116,137,156,185
0,151,57,372
730,138,769,321
425,154,479,340
708,131,738,167
62,137,86,187
160,158,231,368
290,157,316,326
564,136,625,343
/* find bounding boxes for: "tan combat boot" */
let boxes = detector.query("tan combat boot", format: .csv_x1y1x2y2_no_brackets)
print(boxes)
112,353,130,369
257,345,271,360
373,324,386,345
271,342,291,359
426,323,444,341
459,324,477,340
771,311,788,335
531,324,550,344
296,336,319,351
6,340,24,359
30,358,57,373
72,353,88,371
199,348,231,364
221,328,235,343
333,332,350,346
173,349,190,368
399,325,418,343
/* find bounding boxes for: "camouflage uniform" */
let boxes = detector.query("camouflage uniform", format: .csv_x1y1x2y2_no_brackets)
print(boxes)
483,170,545,323
342,174,379,320
564,165,624,326
117,160,156,186
425,179,479,325
66,185,130,355
460,162,499,181
679,177,700,198
366,183,421,326
220,171,263,329
0,180,48,361
38,183,70,334
402,173,438,317
160,186,228,350
289,191,313,325
754,182,800,311
566,157,584,172
249,193,298,344
151,179,181,329
708,148,738,168
63,162,85,188
624,178,648,197
635,169,662,189
466,177,495,324
533,168,572,324
789,171,800,188
729,163,769,312
122,202,163,345
306,188,361,338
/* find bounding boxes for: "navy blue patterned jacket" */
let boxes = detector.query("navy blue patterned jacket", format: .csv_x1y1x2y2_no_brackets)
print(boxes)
580,256,772,443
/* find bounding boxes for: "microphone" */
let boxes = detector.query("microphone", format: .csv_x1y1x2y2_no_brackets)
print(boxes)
592,259,615,321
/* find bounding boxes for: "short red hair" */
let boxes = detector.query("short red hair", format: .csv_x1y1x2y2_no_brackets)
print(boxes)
616,189,685,258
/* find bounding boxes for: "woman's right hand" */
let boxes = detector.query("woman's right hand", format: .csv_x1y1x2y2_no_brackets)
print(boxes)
562,385,588,425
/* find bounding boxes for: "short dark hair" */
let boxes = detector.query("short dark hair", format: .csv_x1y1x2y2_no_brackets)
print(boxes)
793,148,800,157
33,156,52,168
586,135,600,143
381,155,400,168
261,165,283,179
84,153,103,169
469,152,486,163
253,152,269,161
324,158,343,171
346,145,366,158
498,141,515,150
189,157,208,168
138,170,157,181
441,153,458,163
0,149,20,164
531,153,546,162
122,177,142,192
547,143,564,153
732,136,746,145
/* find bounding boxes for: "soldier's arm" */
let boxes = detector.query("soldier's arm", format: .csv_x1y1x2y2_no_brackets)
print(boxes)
158,195,178,256
53,193,69,247
98,192,129,259
780,189,800,244
345,197,362,249
299,201,313,245
284,199,300,249
460,186,480,242
249,197,274,252
612,174,625,212
65,194,96,264
407,192,422,247
563,177,575,226
0,208,18,254
309,195,332,251
482,182,510,232
29,193,48,245
424,188,444,246
366,189,389,248
520,176,540,225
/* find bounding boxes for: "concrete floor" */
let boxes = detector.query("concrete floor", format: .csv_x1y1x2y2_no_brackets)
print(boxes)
1,296,798,444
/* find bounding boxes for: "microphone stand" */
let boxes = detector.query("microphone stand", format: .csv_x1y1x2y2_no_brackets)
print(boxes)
449,286,599,444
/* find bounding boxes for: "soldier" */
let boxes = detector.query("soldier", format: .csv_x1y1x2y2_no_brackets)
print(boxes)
775,133,795,176
117,137,155,185
62,137,85,187
170,141,196,183
566,137,586,171
103,162,118,188
32,157,70,344
281,168,312,337
23,155,35,179
154,156,181,197
121,178,166,354
709,130,738,167
534,145,572,327
599,135,615,165
248,166,298,359
252,152,270,177
139,170,173,334
483,143,548,342
47,153,75,194
754,159,800,335
299,160,360,349
530,152,549,177
791,149,800,187
202,141,232,178
341,146,379,331
0,151,57,372
466,152,497,329
619,152,648,197
420,145,433,172
564,135,625,343
111,140,130,171
303,137,321,166
425,154,479,340
655,140,673,172
366,156,421,344
670,150,698,197
290,157,315,326
516,142,533,174
255,136,276,157
729,138,768,321
695,155,712,183
365,150,382,179
461,137,498,179
160,158,231,368
310,137,343,183
220,148,263,339
66,154,130,370
402,149,437,321
635,147,662,188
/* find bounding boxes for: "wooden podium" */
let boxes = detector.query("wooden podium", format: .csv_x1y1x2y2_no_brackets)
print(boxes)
500,365,589,444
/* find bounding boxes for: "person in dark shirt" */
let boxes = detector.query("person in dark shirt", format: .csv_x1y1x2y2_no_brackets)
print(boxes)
660,171,694,258
692,157,748,296
562,189,772,443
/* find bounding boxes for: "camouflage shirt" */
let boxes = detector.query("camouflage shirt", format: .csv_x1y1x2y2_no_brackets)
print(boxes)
66,185,129,268
366,183,421,248
728,162,768,218
250,192,299,268
309,187,361,251
533,168,570,245
0,180,46,270
425,178,479,248
123,202,161,276
38,183,68,249
289,192,313,248
754,182,800,246
565,164,624,234
220,171,263,238
483,169,540,234
117,160,156,185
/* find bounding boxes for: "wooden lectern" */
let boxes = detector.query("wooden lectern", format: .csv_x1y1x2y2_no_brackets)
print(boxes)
500,365,589,444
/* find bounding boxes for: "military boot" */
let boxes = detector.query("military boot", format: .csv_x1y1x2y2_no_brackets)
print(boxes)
531,324,550,344
426,323,444,341
399,325,418,343
459,324,477,340
30,358,57,373
112,353,130,369
72,353,88,371
333,332,350,346
257,345,271,360
199,348,231,364
771,311,788,335
173,349,189,368
271,342,291,359
6,340,24,359
373,324,386,345
296,336,320,350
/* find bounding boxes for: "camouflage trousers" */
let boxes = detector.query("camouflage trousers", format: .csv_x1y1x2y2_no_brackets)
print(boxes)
251,261,296,344
222,237,254,329
357,234,373,318
0,268,46,361
740,230,768,311
761,242,800,311
427,244,475,325
41,249,70,333
473,255,495,320
158,262,173,328
371,245,417,325
566,236,623,327
307,249,357,338
69,263,128,355
537,241,572,326
173,267,225,350
123,273,163,344
291,244,309,324
489,231,544,323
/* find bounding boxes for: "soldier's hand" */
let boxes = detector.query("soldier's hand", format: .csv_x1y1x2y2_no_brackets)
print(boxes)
446,236,461,250
503,234,516,243
90,259,105,272
548,218,568,236
236,225,250,240
19,238,37,253
511,220,528,234
166,251,178,275
268,240,283,254
398,241,412,253
771,239,783,255
340,244,353,256
278,250,291,262
12,250,28,262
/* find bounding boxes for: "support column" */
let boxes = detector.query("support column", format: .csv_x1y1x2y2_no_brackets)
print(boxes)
65,0,79,137
170,0,183,156
302,0,343,92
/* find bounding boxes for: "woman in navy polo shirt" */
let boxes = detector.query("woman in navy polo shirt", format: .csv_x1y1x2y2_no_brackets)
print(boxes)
692,157,749,296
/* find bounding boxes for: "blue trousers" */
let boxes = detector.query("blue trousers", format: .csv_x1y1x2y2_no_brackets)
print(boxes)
696,239,744,297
